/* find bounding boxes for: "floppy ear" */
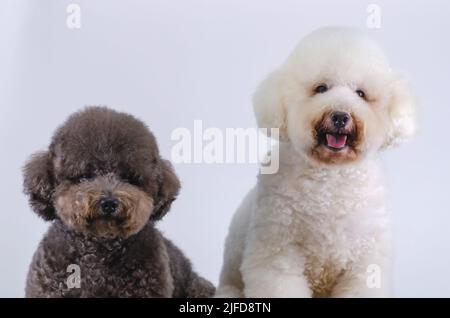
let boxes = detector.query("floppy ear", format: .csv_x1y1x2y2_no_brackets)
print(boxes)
253,70,290,141
382,78,417,149
23,151,56,220
151,159,181,221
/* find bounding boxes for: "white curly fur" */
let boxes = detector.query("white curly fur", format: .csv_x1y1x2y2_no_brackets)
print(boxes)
216,27,416,298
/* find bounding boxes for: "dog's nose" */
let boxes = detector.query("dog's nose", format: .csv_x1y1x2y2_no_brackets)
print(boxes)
331,111,351,129
100,197,119,215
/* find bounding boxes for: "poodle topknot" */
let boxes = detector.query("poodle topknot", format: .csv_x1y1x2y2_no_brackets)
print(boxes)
216,27,416,298
24,106,215,298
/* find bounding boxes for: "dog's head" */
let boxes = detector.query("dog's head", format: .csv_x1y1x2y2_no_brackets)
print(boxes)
23,107,180,238
254,27,416,165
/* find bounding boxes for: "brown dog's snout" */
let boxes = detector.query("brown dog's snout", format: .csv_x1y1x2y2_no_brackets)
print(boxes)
100,197,119,215
330,111,352,129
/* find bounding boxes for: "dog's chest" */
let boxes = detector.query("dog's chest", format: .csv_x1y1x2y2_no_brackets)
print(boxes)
303,260,344,297
50,226,174,297
259,160,387,294
62,249,168,297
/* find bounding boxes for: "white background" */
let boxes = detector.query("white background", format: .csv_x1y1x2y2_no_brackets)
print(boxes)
0,0,449,297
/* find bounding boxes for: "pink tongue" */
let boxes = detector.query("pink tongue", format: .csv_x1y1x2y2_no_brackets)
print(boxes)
326,134,347,149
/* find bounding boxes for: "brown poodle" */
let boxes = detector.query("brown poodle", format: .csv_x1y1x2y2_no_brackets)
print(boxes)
23,106,215,298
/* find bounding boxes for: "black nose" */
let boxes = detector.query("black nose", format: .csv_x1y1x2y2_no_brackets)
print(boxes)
100,197,119,215
331,111,351,129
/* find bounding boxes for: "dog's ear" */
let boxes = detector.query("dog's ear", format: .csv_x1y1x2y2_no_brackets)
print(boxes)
23,151,56,220
253,70,291,141
381,77,417,149
151,159,180,221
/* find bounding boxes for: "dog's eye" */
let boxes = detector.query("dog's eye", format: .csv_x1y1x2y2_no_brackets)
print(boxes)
314,84,328,94
77,173,93,182
69,176,88,184
356,89,366,99
122,174,139,186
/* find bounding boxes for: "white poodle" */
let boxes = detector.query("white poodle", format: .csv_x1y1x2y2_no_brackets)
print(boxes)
216,27,416,298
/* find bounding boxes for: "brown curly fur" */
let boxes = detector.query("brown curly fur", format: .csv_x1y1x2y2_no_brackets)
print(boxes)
23,106,215,298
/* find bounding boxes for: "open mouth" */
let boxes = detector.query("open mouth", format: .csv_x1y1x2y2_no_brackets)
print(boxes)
316,127,355,153
325,133,348,151
311,112,361,164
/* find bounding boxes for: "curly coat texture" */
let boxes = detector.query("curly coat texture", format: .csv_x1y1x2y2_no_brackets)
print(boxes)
216,27,416,298
27,221,213,297
24,106,214,298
